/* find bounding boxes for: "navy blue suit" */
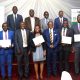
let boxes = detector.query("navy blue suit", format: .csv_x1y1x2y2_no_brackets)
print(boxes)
7,14,23,31
43,28,60,76
54,17,68,33
0,30,14,78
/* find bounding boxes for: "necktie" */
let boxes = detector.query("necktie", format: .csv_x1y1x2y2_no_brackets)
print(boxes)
60,18,63,25
5,32,7,40
50,29,53,44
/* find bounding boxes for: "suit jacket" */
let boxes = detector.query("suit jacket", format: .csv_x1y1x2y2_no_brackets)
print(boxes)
15,29,31,54
25,17,40,31
40,18,50,32
54,17,68,33
71,23,80,48
30,33,46,52
0,30,14,54
61,27,73,46
7,14,23,31
43,28,60,48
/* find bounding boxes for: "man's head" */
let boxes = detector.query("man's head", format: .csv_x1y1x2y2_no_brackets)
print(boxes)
59,10,64,18
77,14,80,23
48,21,54,29
29,9,34,17
12,6,18,14
63,20,68,28
20,22,26,29
44,11,49,19
2,23,8,32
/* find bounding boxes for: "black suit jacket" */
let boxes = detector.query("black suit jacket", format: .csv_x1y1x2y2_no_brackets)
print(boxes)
25,17,40,31
15,29,31,54
30,33,46,52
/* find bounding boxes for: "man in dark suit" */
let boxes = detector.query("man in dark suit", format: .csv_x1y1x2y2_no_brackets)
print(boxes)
25,9,40,32
59,20,73,74
15,22,31,80
54,10,68,33
43,21,60,78
7,6,23,31
71,14,80,75
0,23,14,80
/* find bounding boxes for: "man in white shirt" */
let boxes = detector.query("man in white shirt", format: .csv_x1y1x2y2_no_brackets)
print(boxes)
15,22,31,80
25,9,40,32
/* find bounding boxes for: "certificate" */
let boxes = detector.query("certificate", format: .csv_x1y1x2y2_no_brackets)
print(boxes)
0,39,11,48
33,35,45,46
74,34,80,42
61,36,72,44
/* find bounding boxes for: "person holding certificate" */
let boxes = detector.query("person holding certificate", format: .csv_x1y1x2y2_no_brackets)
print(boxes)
59,20,73,74
71,14,80,75
0,23,14,80
30,25,46,80
43,21,60,78
15,22,31,80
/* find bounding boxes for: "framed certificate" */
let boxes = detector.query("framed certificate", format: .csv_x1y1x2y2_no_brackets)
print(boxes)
74,34,80,42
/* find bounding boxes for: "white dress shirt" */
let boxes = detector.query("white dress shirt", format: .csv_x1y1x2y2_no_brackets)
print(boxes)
59,17,63,24
49,28,53,42
3,30,8,40
61,27,67,36
21,29,27,47
30,17,35,32
13,13,17,22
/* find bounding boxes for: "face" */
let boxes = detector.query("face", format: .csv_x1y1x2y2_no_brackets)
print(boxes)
48,21,53,29
34,26,40,33
77,15,80,23
12,6,18,14
2,23,8,31
63,21,68,28
29,9,34,17
20,22,26,29
59,11,63,18
44,11,49,19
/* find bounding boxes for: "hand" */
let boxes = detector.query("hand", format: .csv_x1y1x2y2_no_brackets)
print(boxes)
62,43,65,46
50,45,54,48
28,51,30,55
71,47,75,53
18,50,22,55
43,50,46,57
0,45,2,48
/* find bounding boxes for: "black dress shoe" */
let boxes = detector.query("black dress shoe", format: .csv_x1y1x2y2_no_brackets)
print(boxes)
8,77,12,80
53,73,57,77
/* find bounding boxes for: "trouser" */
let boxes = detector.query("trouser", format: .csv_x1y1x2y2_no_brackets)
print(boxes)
17,48,29,78
46,48,57,76
0,50,12,78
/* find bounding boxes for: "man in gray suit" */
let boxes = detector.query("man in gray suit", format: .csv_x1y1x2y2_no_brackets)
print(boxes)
71,14,80,75
15,22,31,80
40,11,50,32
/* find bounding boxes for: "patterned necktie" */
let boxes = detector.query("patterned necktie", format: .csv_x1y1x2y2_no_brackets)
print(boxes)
50,29,53,44
60,18,63,25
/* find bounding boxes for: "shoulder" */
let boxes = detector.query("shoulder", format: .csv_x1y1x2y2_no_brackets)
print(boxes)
54,17,59,20
17,14,22,17
7,14,12,18
35,17,40,20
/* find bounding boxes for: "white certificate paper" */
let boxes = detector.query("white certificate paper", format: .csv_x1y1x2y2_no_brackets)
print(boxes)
61,36,72,44
74,34,80,42
33,35,45,46
0,39,11,48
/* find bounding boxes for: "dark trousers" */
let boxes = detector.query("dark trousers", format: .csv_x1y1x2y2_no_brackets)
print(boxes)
59,45,71,72
46,48,57,76
0,50,12,78
16,48,29,78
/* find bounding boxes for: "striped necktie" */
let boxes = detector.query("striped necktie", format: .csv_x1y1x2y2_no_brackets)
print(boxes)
50,29,53,44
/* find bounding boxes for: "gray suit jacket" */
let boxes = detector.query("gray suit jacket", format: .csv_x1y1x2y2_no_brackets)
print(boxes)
71,23,80,48
40,18,50,32
15,29,31,54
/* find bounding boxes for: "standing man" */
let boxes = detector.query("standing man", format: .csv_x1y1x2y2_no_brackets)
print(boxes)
0,23,14,80
25,9,40,32
43,21,60,78
15,22,31,80
40,11,50,32
7,6,23,31
59,20,73,74
71,14,80,75
54,10,68,33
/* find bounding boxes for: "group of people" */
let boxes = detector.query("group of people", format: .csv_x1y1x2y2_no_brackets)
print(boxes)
0,5,80,80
